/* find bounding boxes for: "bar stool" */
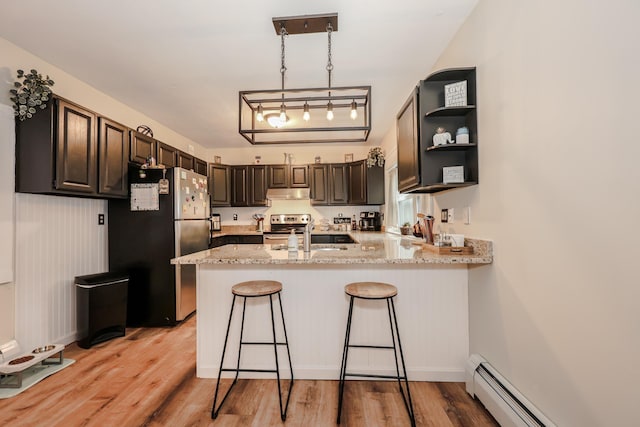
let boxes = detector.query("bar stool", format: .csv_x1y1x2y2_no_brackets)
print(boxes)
211,280,294,421
337,282,416,426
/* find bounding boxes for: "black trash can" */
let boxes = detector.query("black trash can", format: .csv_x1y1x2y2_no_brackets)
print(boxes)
75,272,128,349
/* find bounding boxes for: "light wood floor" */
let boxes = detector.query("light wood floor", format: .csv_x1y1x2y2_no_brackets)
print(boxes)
0,316,497,427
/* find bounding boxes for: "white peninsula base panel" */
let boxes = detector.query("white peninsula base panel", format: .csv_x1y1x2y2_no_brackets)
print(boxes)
196,263,469,382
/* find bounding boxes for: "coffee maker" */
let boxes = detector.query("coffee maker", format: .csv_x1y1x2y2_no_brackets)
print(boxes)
359,211,382,231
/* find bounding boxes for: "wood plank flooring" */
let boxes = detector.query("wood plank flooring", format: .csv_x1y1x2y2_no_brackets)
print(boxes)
0,316,497,426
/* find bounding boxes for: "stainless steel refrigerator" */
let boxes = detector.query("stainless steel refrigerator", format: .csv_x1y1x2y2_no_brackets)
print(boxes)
108,165,210,326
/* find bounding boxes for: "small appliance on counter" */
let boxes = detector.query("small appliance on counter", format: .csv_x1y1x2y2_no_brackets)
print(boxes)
211,213,221,232
359,211,382,231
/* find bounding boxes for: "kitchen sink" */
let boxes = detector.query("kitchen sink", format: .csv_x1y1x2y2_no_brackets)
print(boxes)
269,244,348,251
313,246,348,251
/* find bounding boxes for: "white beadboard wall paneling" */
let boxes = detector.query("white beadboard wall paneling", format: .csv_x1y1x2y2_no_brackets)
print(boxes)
15,194,108,351
197,264,469,381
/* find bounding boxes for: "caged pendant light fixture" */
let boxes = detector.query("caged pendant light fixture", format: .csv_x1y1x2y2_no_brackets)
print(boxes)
239,13,371,144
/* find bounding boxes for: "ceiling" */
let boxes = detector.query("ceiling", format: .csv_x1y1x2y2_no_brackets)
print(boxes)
0,0,477,149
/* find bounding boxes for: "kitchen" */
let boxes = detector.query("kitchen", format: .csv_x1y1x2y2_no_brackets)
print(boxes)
1,1,639,426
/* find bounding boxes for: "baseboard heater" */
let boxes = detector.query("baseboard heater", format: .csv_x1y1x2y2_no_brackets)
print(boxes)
466,354,556,427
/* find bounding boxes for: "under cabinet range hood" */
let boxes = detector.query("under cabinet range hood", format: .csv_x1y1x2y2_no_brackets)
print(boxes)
266,188,311,200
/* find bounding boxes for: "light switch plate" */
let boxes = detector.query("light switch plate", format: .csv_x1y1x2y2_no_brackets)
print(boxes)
448,208,455,224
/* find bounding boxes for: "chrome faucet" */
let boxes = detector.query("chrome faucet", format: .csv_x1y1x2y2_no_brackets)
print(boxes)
303,219,315,253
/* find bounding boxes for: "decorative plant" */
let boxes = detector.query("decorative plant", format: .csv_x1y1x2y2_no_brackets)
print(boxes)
366,147,385,168
10,69,55,121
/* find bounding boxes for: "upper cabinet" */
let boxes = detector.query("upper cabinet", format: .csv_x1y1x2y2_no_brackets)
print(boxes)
130,130,156,165
156,142,177,167
397,67,478,193
267,164,309,188
195,158,207,176
348,160,385,205
98,117,129,197
177,150,194,171
209,164,231,207
15,96,128,199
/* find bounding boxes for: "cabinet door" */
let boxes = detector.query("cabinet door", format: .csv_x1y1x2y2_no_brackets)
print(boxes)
209,164,231,206
309,164,328,205
98,117,129,197
156,142,177,167
397,89,421,192
231,166,248,206
249,165,268,206
348,160,367,205
55,100,96,193
329,164,348,205
130,131,156,164
195,158,207,176
290,165,309,187
178,151,195,171
268,165,289,188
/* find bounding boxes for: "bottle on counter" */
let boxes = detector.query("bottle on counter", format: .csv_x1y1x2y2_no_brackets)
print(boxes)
351,215,357,231
288,229,298,251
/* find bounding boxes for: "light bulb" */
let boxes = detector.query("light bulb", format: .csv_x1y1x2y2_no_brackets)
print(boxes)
326,102,334,121
350,100,357,120
303,102,310,121
256,104,264,122
279,104,286,122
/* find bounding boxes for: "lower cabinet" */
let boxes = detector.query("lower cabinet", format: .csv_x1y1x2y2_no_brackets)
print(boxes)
210,234,262,248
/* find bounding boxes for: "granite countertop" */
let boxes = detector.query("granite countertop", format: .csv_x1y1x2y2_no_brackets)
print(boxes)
173,231,493,265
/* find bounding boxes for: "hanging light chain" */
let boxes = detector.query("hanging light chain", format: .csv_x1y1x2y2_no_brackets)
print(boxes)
279,25,288,121
326,22,333,95
280,25,288,92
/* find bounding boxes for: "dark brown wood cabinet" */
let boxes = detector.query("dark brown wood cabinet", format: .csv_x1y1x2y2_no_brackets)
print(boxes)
398,67,478,193
329,164,349,205
15,96,128,199
249,165,268,206
309,164,329,205
209,164,231,207
267,164,309,188
98,117,129,197
130,131,156,165
55,100,96,193
267,165,289,188
231,166,248,206
290,165,309,187
348,160,384,205
156,142,177,167
177,151,195,170
195,158,207,176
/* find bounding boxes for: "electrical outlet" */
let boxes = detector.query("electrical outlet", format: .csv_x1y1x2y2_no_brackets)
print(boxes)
98,214,105,225
448,208,455,224
233,213,238,221
464,206,471,224
441,209,448,223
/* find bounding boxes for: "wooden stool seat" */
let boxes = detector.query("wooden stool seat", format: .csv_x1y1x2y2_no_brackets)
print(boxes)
344,282,397,299
232,280,282,297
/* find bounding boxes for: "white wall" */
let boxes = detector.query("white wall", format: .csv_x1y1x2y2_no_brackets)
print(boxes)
428,1,640,425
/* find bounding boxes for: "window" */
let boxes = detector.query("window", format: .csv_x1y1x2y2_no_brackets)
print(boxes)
385,166,416,233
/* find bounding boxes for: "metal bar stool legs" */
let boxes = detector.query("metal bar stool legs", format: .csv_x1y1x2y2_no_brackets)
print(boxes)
211,281,294,421
337,282,416,426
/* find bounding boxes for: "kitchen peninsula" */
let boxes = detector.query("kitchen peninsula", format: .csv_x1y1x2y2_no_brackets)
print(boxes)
172,232,492,382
